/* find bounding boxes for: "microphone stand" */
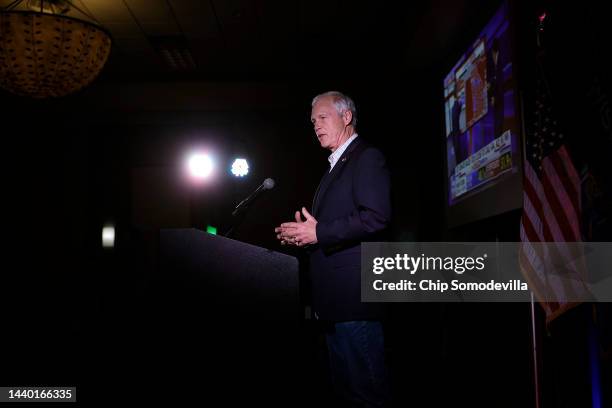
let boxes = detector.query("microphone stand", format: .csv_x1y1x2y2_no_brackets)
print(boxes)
223,205,249,238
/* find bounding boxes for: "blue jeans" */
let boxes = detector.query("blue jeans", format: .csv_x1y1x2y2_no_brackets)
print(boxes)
325,321,391,407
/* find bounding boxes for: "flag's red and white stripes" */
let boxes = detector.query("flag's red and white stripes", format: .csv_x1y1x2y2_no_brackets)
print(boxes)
519,145,587,322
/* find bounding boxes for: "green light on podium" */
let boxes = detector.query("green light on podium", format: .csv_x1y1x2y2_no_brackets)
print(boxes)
206,225,217,235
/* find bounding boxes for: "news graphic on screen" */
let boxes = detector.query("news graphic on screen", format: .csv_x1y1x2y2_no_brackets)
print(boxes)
443,1,522,216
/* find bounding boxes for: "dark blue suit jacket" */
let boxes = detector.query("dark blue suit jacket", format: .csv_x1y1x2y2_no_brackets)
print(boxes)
309,137,391,322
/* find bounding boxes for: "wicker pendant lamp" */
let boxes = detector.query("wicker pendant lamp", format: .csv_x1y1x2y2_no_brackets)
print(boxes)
0,0,112,98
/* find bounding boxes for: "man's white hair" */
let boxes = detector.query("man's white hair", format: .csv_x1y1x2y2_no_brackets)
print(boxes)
312,91,357,128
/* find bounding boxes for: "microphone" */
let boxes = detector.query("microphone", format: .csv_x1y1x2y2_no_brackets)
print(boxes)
232,178,275,216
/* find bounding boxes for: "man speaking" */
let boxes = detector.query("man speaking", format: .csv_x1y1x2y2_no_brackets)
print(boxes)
275,91,392,407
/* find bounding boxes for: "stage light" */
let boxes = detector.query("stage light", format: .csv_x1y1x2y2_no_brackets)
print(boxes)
231,158,249,177
102,224,115,248
187,153,214,180
206,225,218,235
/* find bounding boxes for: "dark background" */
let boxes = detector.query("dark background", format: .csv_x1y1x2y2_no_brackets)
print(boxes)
1,0,610,406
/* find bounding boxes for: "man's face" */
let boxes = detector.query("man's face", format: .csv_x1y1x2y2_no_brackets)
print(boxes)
310,96,350,151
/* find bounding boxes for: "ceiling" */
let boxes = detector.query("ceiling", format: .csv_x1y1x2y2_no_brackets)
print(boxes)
1,0,501,81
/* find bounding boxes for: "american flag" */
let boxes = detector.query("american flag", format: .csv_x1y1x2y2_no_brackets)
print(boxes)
519,59,588,322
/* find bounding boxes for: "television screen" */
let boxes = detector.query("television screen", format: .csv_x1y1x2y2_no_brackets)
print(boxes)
443,1,523,226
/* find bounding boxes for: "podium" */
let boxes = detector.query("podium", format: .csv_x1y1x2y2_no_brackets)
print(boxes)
138,229,305,402
157,228,300,321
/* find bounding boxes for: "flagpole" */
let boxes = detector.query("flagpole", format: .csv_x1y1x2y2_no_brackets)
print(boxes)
530,291,541,408
520,85,541,408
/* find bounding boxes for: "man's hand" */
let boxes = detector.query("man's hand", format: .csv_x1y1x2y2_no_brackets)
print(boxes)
274,209,303,246
274,207,318,247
